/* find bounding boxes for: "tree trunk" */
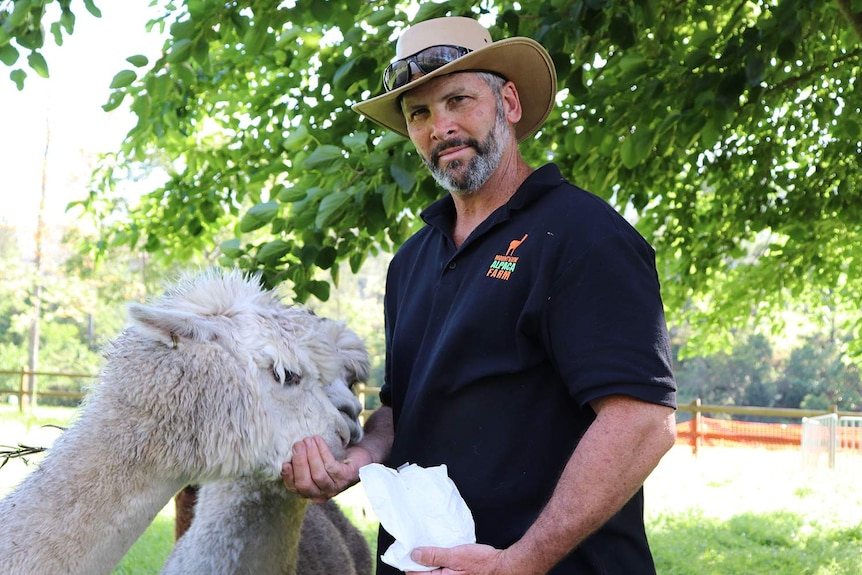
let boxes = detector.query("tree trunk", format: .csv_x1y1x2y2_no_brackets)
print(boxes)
27,116,49,411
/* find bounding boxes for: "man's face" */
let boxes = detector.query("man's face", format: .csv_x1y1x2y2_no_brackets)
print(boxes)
401,73,511,194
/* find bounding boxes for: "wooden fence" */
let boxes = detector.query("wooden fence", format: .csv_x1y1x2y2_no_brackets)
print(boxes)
0,369,96,411
678,398,862,455
0,370,385,417
4,371,861,455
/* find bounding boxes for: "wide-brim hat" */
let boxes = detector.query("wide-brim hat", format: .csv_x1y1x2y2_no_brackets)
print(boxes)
352,17,557,143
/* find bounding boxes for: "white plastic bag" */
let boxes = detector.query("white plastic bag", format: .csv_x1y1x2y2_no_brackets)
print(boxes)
359,462,476,572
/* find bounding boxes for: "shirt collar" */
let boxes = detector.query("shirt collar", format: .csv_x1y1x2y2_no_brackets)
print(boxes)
420,163,566,231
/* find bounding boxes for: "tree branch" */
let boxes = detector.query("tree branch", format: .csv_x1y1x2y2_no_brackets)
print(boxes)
764,47,862,96
835,0,862,42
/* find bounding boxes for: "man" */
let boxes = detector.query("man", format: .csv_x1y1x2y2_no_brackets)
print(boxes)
283,16,677,575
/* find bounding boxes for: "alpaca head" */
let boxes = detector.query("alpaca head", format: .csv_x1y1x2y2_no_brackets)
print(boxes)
108,268,369,481
316,317,369,453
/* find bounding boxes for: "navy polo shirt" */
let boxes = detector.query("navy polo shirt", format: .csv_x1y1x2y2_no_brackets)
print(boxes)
378,163,676,574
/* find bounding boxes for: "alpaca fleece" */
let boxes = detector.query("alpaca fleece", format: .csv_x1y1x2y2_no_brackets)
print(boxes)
0,269,363,575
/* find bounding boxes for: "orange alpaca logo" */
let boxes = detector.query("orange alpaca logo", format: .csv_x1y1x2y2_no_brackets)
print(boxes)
505,234,528,256
487,234,529,281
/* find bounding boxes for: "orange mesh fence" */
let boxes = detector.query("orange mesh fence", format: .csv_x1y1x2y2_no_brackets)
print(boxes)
676,417,802,449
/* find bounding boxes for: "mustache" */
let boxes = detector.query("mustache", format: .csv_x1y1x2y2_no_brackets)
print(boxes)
430,138,481,166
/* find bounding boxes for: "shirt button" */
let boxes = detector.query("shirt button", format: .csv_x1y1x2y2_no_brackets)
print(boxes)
447,262,457,270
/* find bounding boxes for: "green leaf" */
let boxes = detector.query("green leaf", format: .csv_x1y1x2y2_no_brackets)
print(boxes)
776,39,795,61
17,28,45,50
841,120,861,140
414,2,450,22
109,70,137,89
307,280,331,302
50,22,64,46
102,90,126,112
381,183,398,217
242,24,267,55
256,240,292,264
314,246,337,269
167,39,193,64
315,191,351,228
83,0,102,18
9,0,31,28
342,132,367,154
617,53,646,74
390,164,416,192
126,55,149,67
304,145,344,170
283,125,309,152
366,6,395,26
27,52,49,78
0,45,19,66
192,37,209,65
278,186,307,202
239,201,279,233
619,127,653,169
170,19,196,39
608,14,636,49
219,238,243,258
60,9,75,34
745,53,765,86
10,69,26,90
333,58,357,90
375,130,403,151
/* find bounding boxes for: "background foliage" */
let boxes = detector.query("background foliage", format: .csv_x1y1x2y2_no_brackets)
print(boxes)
4,0,862,362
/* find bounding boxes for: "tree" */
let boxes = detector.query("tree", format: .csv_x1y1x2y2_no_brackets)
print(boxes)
6,0,862,357
776,334,862,411
0,0,102,88
673,332,776,408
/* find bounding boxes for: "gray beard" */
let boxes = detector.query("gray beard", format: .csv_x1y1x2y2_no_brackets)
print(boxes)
423,107,511,195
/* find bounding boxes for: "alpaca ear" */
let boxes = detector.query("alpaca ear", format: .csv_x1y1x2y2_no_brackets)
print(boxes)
127,303,219,346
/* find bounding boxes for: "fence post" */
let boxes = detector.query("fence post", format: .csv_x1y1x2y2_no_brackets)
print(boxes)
690,398,701,456
829,405,839,470
18,368,25,414
355,382,368,425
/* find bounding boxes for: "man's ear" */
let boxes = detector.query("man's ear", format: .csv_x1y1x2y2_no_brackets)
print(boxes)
502,80,523,125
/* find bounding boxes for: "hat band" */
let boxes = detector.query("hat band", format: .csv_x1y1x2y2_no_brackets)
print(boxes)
382,45,472,92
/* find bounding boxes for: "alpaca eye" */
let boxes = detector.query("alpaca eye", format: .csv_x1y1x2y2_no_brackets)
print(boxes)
272,366,301,386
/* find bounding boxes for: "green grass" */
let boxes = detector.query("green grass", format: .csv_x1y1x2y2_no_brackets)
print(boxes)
649,511,862,574
2,405,861,574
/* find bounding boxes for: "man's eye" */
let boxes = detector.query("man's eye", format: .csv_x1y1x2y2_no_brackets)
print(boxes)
409,108,429,121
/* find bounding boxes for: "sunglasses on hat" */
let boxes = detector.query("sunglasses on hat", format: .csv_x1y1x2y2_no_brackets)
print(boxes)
382,45,472,92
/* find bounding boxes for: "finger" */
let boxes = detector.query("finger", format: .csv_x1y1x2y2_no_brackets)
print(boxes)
313,435,344,476
304,437,338,494
288,439,317,492
411,546,445,568
281,461,296,490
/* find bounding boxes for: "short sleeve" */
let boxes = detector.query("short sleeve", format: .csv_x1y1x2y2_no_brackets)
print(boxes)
545,229,677,408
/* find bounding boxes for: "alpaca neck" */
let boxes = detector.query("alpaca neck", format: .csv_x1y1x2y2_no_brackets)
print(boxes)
163,478,309,575
0,423,186,575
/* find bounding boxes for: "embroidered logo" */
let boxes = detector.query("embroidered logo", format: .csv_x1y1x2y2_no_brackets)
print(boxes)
486,234,528,281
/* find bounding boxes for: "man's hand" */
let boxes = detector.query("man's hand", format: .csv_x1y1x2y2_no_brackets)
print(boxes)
284,406,394,503
281,435,367,503
406,543,529,575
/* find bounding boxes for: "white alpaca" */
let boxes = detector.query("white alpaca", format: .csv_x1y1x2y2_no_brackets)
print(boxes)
162,317,373,575
0,270,364,575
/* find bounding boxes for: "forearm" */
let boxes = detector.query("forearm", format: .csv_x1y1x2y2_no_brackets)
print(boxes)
347,405,394,469
505,398,676,575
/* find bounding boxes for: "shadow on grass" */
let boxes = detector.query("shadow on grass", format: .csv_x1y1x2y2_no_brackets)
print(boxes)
649,510,862,575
